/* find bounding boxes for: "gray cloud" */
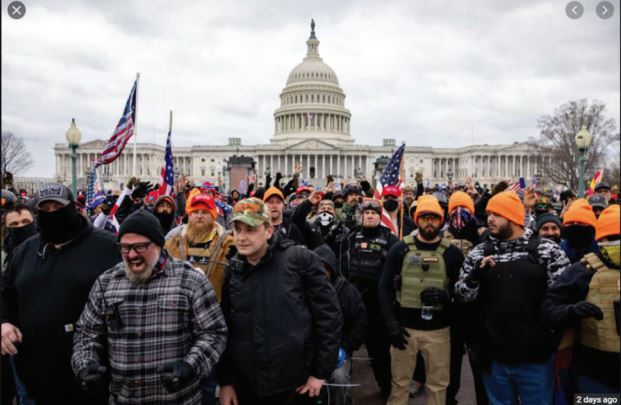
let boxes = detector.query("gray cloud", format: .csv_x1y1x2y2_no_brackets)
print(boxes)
1,0,618,176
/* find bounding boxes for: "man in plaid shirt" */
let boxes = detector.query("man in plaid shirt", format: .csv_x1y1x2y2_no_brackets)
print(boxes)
71,209,227,404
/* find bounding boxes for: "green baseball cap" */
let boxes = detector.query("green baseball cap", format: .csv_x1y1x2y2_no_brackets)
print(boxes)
230,197,272,227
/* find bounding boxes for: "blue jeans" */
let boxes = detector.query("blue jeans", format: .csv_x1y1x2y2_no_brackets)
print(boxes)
200,370,217,405
10,356,36,405
575,374,617,395
482,356,554,405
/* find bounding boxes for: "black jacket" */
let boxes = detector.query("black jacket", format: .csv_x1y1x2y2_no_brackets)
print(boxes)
218,233,342,396
541,258,620,388
292,199,329,250
1,216,121,400
314,244,367,356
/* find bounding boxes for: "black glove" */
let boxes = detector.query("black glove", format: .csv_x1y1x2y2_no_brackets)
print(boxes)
466,262,487,285
131,181,154,200
158,361,195,393
571,301,604,320
77,361,107,395
386,322,410,350
420,287,449,306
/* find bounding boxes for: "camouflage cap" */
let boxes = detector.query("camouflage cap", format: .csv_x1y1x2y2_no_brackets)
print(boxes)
231,197,272,227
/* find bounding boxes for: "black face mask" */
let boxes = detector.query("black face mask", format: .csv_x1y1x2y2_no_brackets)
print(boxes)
383,199,399,212
562,225,595,251
37,203,82,244
334,201,343,209
155,212,175,231
3,222,37,253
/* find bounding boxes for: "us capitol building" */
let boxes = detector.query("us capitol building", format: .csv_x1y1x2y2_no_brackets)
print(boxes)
54,21,544,192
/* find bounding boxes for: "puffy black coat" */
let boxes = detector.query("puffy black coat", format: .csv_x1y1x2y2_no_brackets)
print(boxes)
1,216,121,402
218,233,342,396
314,244,367,356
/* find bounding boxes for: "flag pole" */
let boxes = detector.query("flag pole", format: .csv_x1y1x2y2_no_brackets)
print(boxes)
399,153,405,241
169,110,173,132
132,72,140,177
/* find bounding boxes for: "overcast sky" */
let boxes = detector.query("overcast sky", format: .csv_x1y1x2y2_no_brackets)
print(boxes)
2,0,619,177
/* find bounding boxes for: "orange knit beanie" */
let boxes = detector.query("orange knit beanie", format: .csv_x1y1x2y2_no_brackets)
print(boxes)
486,191,524,226
562,198,597,228
595,204,620,241
448,191,475,214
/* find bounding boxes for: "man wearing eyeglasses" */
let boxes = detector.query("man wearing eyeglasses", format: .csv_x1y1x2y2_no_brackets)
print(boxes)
343,197,399,401
1,183,121,404
379,195,464,405
72,209,227,405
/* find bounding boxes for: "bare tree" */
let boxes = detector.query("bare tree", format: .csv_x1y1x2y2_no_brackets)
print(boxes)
531,99,619,190
1,131,34,181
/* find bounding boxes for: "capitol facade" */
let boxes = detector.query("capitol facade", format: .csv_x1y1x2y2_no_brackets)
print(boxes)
54,22,544,192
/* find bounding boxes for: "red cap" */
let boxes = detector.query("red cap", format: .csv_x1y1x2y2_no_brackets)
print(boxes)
382,185,401,198
296,186,312,195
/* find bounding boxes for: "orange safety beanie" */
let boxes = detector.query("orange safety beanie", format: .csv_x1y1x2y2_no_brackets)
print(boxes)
562,198,597,228
448,191,475,214
414,195,444,223
595,204,620,241
486,191,524,226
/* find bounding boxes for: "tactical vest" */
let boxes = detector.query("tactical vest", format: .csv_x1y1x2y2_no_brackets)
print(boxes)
348,231,389,285
579,253,620,353
444,230,474,256
397,236,451,310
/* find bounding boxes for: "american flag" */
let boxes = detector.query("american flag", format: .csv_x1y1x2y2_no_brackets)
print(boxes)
95,80,137,166
373,143,406,235
158,128,174,196
86,165,103,210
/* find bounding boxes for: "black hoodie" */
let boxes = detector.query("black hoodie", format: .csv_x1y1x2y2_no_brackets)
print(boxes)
313,244,368,356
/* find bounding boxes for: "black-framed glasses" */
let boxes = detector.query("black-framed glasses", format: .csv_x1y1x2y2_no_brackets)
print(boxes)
117,241,152,254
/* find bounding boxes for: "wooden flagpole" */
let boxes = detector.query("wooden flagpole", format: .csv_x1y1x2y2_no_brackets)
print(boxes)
399,143,406,240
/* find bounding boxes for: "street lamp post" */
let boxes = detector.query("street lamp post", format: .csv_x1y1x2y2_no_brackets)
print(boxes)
575,124,592,198
65,118,82,196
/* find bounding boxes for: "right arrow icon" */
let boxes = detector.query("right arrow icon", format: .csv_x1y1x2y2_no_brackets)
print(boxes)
597,1,614,19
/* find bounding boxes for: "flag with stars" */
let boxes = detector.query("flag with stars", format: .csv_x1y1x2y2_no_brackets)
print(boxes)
159,128,175,196
86,165,103,211
374,143,406,235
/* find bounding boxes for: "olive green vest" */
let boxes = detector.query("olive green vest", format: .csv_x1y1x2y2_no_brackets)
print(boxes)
397,235,451,310
579,253,620,353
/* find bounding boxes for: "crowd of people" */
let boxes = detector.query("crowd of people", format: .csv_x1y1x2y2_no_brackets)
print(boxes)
1,169,619,405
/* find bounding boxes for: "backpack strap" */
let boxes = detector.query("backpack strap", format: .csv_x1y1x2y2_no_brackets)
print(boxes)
205,225,229,278
483,240,494,257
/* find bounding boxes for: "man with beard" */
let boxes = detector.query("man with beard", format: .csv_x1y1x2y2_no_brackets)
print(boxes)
381,186,415,237
165,192,234,404
1,183,120,404
536,213,562,244
262,186,304,245
340,184,363,230
455,191,570,404
343,198,399,401
542,205,620,395
165,192,233,302
402,184,417,219
153,194,178,233
379,195,464,405
561,199,599,264
72,209,227,405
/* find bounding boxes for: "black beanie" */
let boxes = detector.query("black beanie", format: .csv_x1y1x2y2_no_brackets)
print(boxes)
118,209,165,246
536,213,562,232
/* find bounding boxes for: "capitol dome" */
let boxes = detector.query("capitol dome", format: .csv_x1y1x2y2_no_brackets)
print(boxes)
271,20,353,145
